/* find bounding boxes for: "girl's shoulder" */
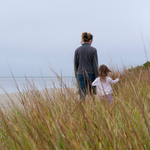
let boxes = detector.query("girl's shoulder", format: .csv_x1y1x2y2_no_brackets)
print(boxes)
106,76,112,81
94,77,100,82
106,76,110,78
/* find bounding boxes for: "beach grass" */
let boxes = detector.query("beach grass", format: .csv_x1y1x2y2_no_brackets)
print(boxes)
0,66,150,149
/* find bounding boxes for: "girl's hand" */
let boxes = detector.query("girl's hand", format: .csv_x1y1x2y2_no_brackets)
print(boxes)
117,73,120,79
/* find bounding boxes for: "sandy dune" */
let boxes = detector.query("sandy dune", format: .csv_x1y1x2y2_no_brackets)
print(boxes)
0,88,77,109
0,92,21,108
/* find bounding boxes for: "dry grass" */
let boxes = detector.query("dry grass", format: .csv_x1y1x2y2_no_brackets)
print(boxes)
0,67,150,150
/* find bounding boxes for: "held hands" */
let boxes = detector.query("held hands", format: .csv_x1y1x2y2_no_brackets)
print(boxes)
117,73,120,79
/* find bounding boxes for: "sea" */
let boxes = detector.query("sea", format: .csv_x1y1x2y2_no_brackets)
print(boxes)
0,76,76,94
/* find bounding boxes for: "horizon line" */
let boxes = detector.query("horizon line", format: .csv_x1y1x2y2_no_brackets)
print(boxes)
0,76,74,78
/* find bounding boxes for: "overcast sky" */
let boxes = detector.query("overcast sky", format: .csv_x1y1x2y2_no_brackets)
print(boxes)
0,0,150,77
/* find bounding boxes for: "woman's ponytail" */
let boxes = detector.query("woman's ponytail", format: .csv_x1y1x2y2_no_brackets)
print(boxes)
81,32,93,44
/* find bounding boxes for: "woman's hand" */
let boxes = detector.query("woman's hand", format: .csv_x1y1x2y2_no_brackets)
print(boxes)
117,73,120,79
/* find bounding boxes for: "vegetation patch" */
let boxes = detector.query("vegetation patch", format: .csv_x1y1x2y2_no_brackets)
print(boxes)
0,65,150,149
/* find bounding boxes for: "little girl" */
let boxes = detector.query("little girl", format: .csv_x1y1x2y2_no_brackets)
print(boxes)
92,64,120,104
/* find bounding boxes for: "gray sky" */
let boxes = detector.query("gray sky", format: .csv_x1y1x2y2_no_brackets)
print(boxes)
0,0,150,77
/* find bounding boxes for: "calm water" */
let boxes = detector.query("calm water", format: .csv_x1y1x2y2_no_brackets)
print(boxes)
0,77,76,94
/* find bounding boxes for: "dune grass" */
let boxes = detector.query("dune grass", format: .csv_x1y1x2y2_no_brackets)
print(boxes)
0,66,150,150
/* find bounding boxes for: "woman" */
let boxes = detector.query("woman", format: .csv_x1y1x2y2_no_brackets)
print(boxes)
74,32,98,98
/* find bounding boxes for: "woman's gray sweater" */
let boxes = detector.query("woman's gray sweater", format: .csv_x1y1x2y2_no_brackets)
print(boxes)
74,43,98,78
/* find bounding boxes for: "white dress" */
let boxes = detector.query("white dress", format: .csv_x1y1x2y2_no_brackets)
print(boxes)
92,76,119,96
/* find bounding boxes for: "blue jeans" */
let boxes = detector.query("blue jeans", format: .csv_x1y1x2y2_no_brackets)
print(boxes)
77,74,96,99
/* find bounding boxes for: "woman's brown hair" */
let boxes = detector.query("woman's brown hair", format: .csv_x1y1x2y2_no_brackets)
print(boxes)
81,32,93,44
99,64,111,82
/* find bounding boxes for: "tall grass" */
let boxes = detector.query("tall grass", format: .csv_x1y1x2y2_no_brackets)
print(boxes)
0,66,150,149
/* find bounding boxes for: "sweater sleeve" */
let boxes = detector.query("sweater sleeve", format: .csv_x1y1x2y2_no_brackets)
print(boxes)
92,78,99,86
93,50,98,77
108,77,119,84
74,50,79,78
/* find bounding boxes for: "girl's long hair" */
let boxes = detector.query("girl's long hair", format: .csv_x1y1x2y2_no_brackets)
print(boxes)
99,64,111,82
